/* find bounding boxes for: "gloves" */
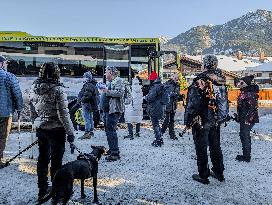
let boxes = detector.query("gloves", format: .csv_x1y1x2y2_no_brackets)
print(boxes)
96,82,107,90
67,135,75,143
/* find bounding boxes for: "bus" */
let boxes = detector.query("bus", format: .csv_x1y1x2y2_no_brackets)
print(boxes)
0,31,167,126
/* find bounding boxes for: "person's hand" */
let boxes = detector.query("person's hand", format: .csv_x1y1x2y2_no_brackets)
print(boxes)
67,135,75,143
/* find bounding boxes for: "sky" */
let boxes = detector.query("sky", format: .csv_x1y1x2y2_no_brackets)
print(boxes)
0,0,271,38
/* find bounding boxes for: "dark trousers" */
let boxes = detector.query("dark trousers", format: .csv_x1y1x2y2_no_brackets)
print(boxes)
0,117,12,160
36,128,65,191
103,112,121,155
151,116,162,140
161,111,175,137
239,123,254,158
192,124,224,179
127,123,141,136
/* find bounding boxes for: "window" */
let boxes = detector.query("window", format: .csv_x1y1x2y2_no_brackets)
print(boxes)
269,73,272,78
257,73,262,77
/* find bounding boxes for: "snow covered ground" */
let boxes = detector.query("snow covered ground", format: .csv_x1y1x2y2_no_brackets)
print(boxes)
0,115,272,205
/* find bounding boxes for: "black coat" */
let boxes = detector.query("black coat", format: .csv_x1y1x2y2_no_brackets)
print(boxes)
237,84,259,124
146,78,165,119
78,79,99,111
184,69,227,127
164,79,180,112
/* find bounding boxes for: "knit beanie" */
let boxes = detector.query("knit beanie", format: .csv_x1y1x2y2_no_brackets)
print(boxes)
0,55,7,62
148,71,158,81
203,55,218,70
83,71,93,80
241,75,254,85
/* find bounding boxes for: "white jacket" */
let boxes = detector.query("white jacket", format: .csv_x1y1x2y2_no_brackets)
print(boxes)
124,78,143,123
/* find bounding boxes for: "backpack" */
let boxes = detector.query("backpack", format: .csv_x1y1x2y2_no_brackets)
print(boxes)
212,84,229,123
160,84,170,105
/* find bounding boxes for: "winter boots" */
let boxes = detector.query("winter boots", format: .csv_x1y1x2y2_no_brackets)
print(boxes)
124,134,134,140
236,155,251,162
151,139,164,147
105,154,120,162
210,171,225,182
134,132,140,138
78,131,94,140
37,186,52,204
192,174,210,185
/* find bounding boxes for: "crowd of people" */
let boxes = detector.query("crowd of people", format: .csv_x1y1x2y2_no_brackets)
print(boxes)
0,54,259,202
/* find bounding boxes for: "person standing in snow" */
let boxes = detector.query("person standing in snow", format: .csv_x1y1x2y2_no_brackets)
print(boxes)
145,71,166,147
29,62,75,203
99,66,125,161
124,77,143,140
184,55,227,184
161,73,180,140
235,75,259,162
0,55,23,166
77,71,99,139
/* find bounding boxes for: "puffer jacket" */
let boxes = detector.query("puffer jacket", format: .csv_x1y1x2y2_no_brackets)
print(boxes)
124,78,143,123
184,69,228,127
29,80,74,136
146,78,165,119
237,84,259,124
106,76,125,114
77,79,99,111
164,79,180,112
0,69,23,117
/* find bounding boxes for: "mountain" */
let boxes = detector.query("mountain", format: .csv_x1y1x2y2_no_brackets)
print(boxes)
166,9,272,56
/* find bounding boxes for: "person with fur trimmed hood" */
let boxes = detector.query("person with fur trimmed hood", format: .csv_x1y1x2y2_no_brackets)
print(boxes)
29,62,75,203
235,75,259,162
77,71,99,139
124,77,143,140
184,55,227,185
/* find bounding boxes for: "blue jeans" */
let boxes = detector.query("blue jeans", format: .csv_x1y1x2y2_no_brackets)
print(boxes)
127,123,141,136
103,112,121,155
151,116,162,140
82,104,94,133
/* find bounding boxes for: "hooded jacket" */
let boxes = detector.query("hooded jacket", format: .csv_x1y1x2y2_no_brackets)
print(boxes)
146,78,165,119
29,80,74,136
164,79,180,112
237,84,259,124
77,78,99,111
184,69,228,127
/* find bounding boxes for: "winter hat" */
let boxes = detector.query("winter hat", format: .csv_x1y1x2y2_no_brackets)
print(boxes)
148,71,158,81
241,75,254,85
106,66,119,76
203,55,218,70
83,71,93,79
0,55,7,62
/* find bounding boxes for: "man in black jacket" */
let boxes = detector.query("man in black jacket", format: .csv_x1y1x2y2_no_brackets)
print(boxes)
236,75,259,162
161,73,180,140
184,55,227,184
78,71,99,139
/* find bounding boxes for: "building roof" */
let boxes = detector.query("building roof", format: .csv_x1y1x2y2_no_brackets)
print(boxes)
246,62,272,72
185,55,265,72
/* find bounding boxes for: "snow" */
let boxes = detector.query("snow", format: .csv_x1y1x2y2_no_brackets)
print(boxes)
0,114,272,205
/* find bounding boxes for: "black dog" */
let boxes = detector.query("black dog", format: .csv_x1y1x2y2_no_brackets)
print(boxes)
51,145,107,204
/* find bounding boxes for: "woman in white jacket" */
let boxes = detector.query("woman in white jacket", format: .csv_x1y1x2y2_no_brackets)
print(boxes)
124,77,143,139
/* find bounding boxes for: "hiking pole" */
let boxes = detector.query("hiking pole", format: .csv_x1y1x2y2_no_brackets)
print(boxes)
0,140,38,169
17,118,21,160
29,123,34,159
